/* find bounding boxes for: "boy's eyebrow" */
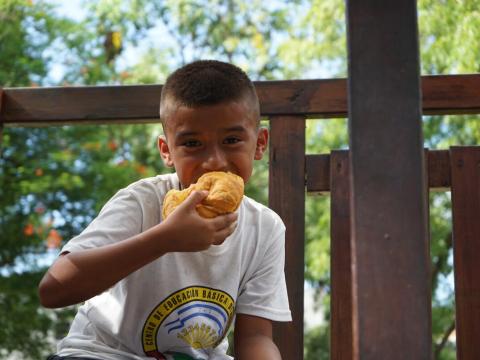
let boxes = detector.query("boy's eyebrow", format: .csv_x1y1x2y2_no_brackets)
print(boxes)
175,130,200,140
222,125,247,133
175,126,247,139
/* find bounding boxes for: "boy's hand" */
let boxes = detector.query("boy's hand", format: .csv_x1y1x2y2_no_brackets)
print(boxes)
160,190,238,252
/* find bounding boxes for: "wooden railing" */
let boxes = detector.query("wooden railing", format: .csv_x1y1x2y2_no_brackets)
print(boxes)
1,74,480,125
303,147,480,360
263,75,480,360
1,74,480,359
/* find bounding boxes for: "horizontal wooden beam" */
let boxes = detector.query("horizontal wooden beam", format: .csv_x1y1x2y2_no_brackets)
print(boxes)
1,74,479,126
306,149,451,193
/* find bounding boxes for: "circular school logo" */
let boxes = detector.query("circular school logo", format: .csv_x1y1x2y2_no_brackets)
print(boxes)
142,286,235,360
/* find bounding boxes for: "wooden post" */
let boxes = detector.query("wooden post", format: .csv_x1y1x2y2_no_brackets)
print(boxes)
450,146,480,360
0,87,3,155
345,1,431,358
269,115,305,360
330,150,354,360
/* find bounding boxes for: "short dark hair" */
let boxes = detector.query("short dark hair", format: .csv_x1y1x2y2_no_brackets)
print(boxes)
160,60,260,127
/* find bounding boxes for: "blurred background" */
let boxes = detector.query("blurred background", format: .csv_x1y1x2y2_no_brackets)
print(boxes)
1,0,479,358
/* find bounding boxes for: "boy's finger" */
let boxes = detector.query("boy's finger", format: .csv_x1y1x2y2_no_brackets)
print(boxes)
213,221,237,245
211,213,237,230
182,190,209,209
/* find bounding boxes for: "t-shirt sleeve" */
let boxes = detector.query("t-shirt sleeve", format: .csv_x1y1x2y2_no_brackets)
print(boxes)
235,216,292,322
60,188,144,254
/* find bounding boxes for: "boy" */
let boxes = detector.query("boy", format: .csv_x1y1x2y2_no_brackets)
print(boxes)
39,60,291,360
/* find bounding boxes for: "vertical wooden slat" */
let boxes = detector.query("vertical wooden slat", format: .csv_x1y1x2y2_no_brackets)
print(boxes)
424,149,432,337
330,150,354,360
427,150,451,190
269,115,305,360
0,87,3,154
346,0,431,358
450,146,480,360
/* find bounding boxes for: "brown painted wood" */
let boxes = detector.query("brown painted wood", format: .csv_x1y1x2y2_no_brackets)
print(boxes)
0,87,3,153
257,79,347,118
427,149,451,191
306,154,330,194
268,115,305,360
0,85,162,126
422,75,480,115
346,0,431,358
330,150,354,360
1,74,480,126
306,150,451,193
450,146,480,360
423,149,433,350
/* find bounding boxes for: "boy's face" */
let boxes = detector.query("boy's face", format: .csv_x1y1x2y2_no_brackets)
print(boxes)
158,100,268,188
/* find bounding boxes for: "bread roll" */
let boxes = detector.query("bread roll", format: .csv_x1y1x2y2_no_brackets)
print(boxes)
162,171,244,219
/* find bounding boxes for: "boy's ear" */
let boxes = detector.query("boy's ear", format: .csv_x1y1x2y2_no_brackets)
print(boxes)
254,127,269,160
158,136,174,168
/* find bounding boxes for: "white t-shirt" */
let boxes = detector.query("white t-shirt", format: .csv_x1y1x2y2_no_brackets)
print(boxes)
56,173,291,360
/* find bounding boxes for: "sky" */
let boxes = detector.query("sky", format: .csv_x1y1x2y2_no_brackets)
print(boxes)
47,0,85,82
48,0,85,20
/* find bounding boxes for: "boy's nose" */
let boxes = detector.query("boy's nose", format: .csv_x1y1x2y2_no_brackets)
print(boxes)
202,148,228,172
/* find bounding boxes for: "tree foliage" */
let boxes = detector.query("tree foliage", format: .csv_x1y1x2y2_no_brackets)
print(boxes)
1,0,479,358
0,0,64,86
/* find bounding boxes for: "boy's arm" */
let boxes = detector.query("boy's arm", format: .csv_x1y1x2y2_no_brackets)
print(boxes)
38,191,237,308
234,314,282,360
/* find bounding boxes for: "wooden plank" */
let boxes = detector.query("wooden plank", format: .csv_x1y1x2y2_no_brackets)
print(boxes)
346,0,431,358
450,146,480,360
306,154,330,194
427,149,451,190
329,150,354,360
257,79,347,119
423,149,433,346
306,150,451,193
0,87,3,153
268,115,305,360
1,74,480,126
422,75,480,115
0,85,162,126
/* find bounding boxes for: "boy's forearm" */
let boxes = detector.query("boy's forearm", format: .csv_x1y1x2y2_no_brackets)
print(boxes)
38,224,174,308
235,334,282,360
38,195,238,309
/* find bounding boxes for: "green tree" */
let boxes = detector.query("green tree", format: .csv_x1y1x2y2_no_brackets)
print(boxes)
0,0,59,86
0,2,83,357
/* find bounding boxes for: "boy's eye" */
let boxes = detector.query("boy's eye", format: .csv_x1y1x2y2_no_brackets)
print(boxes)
182,140,201,147
224,137,241,144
